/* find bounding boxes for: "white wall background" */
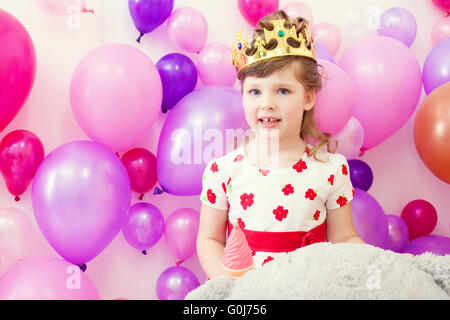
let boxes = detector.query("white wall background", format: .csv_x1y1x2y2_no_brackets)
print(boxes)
0,0,448,299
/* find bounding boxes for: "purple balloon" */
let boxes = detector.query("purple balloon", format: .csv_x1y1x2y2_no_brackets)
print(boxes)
402,235,450,256
122,202,164,253
157,86,245,196
377,7,417,47
164,208,199,262
351,188,388,248
385,214,409,253
423,37,450,95
348,159,373,191
128,0,174,42
156,266,199,300
32,141,131,265
156,53,198,113
316,41,335,63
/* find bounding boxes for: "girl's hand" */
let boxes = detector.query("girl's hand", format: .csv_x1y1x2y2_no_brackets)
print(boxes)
402,253,415,258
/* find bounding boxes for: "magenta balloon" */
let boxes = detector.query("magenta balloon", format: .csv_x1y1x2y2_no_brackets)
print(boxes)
401,199,437,241
351,188,388,248
121,148,157,195
31,141,131,265
122,202,164,252
197,43,237,87
238,0,279,27
164,208,199,262
385,214,409,253
156,265,199,300
402,235,450,256
338,36,422,150
315,59,355,135
0,130,44,199
432,0,450,13
157,86,245,196
0,10,36,134
0,257,100,299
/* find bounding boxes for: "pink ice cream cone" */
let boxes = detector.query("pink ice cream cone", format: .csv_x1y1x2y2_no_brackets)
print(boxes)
222,222,254,279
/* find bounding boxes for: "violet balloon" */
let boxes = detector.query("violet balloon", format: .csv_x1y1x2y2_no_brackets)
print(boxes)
156,265,200,300
32,141,131,265
402,235,450,256
315,41,335,63
121,148,157,198
238,0,279,27
351,188,388,248
333,117,364,160
377,7,417,47
0,130,44,201
197,43,237,87
157,86,245,196
164,208,199,263
0,10,36,134
156,53,198,113
0,257,100,299
423,37,450,95
385,214,409,253
401,200,437,241
122,202,164,253
128,0,174,43
348,159,373,192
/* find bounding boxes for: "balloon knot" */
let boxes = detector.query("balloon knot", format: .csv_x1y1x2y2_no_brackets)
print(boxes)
115,152,120,157
14,196,20,202
78,264,87,272
162,109,168,114
142,250,147,255
175,260,184,266
153,186,165,195
136,32,144,43
82,7,94,14
359,147,366,157
138,193,144,201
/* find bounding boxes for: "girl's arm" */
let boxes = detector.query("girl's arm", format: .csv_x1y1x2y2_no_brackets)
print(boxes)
326,202,364,243
196,203,229,279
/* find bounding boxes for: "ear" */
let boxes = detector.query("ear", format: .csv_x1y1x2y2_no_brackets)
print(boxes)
304,90,316,111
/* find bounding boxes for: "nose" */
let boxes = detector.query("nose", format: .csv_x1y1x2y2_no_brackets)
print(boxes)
259,94,276,110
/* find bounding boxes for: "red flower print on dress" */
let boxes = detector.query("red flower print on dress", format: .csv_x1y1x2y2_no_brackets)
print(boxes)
352,189,355,197
273,205,289,221
305,188,318,200
341,164,348,175
282,184,294,195
336,195,348,207
292,158,307,173
262,256,274,266
234,154,244,162
258,169,270,176
222,182,227,194
327,174,334,186
210,161,218,173
207,189,216,204
305,146,311,155
240,193,254,210
237,217,245,230
312,210,321,221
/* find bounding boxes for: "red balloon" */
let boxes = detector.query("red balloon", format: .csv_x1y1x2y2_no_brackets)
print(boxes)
0,130,44,200
0,10,36,133
432,0,450,13
400,200,437,241
121,148,157,198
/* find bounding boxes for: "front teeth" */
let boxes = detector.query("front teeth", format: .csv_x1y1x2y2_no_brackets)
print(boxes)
262,119,279,123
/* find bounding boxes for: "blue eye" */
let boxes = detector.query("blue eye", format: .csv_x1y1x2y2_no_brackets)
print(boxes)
249,89,260,95
278,88,290,95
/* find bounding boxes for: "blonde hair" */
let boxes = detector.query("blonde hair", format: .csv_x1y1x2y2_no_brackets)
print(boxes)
236,10,338,162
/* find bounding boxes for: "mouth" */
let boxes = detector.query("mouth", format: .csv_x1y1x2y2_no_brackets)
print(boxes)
258,117,282,128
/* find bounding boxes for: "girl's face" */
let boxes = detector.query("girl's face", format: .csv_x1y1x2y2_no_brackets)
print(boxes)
242,62,315,143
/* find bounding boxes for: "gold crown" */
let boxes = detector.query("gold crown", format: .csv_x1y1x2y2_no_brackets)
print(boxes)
231,19,317,73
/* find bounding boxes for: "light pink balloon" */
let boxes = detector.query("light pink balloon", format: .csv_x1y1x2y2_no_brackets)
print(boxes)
70,43,162,152
0,257,100,299
0,208,34,274
281,1,313,25
431,16,450,47
312,22,341,56
33,0,88,16
167,7,208,53
333,117,364,160
315,59,355,136
197,43,237,87
338,36,422,150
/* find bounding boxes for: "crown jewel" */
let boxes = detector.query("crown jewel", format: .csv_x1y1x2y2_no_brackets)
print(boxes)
232,19,317,73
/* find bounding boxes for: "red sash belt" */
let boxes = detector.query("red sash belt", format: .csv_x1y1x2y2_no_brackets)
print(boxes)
227,222,327,253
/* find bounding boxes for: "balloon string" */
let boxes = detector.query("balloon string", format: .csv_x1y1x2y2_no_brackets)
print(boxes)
136,33,144,43
175,259,184,266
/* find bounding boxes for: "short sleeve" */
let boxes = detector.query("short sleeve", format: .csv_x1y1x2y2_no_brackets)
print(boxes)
199,158,229,210
326,154,354,210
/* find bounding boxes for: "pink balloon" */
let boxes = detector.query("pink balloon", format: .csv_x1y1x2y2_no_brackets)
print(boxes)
70,43,162,152
164,208,199,263
0,208,34,274
167,7,208,53
333,117,364,160
0,130,44,201
33,0,91,16
401,200,437,241
281,1,313,24
315,59,355,135
238,0,280,27
338,36,422,150
0,10,36,134
121,148,157,198
432,0,450,13
431,16,450,47
0,257,100,299
197,43,237,87
312,22,341,56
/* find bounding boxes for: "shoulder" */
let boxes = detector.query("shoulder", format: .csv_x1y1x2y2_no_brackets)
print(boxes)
204,147,243,174
306,144,348,171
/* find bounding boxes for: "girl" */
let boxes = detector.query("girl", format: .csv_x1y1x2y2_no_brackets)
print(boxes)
197,10,408,281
